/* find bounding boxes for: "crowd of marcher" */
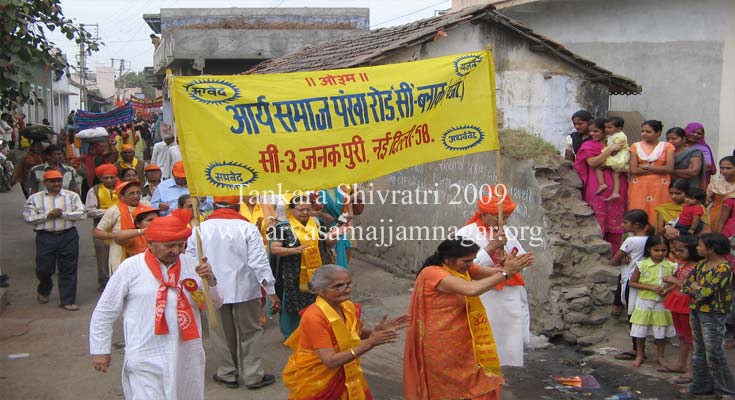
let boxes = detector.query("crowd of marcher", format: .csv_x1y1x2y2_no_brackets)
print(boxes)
6,106,735,399
567,110,735,399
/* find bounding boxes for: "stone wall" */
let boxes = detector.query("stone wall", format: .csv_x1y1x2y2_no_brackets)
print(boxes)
352,151,621,345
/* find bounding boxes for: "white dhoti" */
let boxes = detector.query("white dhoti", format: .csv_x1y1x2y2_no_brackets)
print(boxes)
481,285,530,367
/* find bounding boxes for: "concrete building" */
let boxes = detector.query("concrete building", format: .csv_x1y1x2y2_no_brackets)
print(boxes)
143,7,370,85
249,4,640,154
456,0,735,164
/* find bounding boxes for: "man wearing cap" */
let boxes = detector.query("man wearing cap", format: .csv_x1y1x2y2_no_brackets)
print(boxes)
455,186,531,367
186,196,279,389
115,143,145,183
150,134,176,180
93,180,151,275
152,161,213,216
142,163,162,202
23,170,86,310
29,144,80,195
89,216,222,400
85,164,119,290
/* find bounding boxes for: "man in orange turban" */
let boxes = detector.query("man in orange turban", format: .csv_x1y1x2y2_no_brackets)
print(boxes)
90,214,222,400
86,163,120,291
455,184,531,367
115,143,144,182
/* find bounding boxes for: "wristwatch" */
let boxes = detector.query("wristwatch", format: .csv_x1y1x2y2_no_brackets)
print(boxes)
500,271,510,280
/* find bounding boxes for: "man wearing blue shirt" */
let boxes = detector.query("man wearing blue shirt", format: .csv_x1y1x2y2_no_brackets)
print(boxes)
151,161,213,216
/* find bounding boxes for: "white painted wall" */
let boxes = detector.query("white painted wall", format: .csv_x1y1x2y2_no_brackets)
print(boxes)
500,0,730,158
717,0,735,162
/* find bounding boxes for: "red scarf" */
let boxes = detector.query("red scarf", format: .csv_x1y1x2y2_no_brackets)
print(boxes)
143,250,200,340
208,208,249,221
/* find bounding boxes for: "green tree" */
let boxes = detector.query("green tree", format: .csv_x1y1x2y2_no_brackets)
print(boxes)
115,71,155,99
0,0,101,109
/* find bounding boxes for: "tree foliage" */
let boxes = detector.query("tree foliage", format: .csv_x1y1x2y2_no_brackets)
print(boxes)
115,71,156,99
0,0,101,110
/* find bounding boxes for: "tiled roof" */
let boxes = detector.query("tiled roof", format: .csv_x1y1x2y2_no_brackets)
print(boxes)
245,4,641,95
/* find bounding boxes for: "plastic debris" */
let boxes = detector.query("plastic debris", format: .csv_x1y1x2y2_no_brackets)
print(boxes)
8,353,30,359
556,376,582,387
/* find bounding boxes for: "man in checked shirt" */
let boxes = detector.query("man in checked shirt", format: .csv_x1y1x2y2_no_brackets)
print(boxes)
23,170,86,310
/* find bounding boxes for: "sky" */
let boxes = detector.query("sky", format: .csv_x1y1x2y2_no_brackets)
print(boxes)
50,0,454,75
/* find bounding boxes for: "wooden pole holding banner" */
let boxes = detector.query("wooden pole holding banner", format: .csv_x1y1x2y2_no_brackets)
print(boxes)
190,191,218,329
164,69,217,329
496,150,505,259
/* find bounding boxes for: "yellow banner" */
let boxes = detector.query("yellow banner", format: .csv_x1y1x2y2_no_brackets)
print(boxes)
170,50,499,195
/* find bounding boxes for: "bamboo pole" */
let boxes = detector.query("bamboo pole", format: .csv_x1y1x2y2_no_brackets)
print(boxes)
189,196,217,329
496,150,505,258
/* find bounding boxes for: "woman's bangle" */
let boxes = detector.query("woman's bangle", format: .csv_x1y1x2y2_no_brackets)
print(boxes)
137,229,142,235
350,349,358,359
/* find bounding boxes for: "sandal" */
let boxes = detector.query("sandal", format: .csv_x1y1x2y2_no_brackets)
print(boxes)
614,351,636,360
657,367,686,373
61,304,79,311
673,376,692,385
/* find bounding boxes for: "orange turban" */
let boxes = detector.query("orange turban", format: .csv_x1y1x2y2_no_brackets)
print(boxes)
214,196,241,206
121,144,135,152
465,185,517,226
144,215,192,242
169,208,194,226
95,163,118,178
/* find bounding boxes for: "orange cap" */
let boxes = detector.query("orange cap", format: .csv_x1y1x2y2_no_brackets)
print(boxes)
121,144,135,152
214,196,241,205
172,161,186,178
144,163,161,172
116,180,142,195
43,170,63,180
133,205,159,220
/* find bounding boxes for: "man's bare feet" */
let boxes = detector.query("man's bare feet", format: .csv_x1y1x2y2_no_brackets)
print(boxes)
632,357,644,367
605,193,621,202
595,183,608,195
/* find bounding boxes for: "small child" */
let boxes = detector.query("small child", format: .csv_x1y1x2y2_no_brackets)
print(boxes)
675,187,706,236
681,233,735,397
629,234,677,367
662,235,701,383
611,209,652,361
595,116,629,201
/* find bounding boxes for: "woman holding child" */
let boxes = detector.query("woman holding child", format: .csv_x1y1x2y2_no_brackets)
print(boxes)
573,117,628,254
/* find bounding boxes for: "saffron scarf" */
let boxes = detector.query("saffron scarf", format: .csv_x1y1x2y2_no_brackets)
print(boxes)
118,201,146,259
143,249,200,340
282,299,369,400
287,214,322,292
118,156,138,170
441,266,503,377
209,207,248,221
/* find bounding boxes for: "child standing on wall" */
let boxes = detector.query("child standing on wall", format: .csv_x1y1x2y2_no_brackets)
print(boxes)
595,116,629,201
675,187,707,236
629,234,677,367
661,235,701,383
611,209,652,360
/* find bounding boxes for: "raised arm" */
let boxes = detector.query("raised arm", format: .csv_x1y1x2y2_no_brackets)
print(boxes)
436,253,534,297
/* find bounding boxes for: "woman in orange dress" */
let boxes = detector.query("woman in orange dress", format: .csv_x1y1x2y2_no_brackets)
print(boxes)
283,265,407,400
404,237,535,400
628,120,676,226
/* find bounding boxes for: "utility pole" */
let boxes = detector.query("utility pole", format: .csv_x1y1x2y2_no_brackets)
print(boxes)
78,23,99,111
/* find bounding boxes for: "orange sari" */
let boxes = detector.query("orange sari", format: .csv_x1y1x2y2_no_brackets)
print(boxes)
283,298,372,400
404,266,503,400
628,141,675,226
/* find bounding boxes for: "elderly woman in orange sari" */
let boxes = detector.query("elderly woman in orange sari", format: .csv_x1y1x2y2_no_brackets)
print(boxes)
404,237,535,400
283,265,407,399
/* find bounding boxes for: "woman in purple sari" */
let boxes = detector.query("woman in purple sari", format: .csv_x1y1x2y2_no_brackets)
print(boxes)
573,118,628,254
685,122,716,184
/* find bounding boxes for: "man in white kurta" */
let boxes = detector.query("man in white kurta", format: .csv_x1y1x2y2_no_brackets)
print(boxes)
186,197,280,389
89,216,222,400
456,190,531,367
